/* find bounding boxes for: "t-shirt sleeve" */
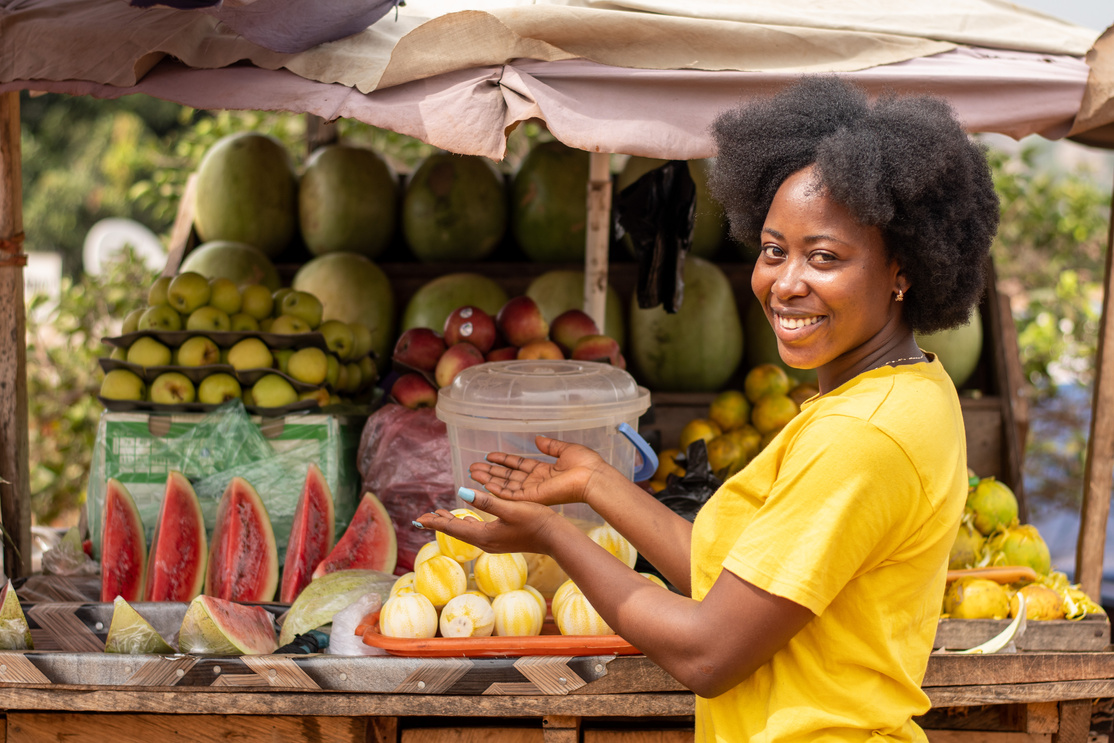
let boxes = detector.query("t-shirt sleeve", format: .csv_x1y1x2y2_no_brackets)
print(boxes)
722,414,924,616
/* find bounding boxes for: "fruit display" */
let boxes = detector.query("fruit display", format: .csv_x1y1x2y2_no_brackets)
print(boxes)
0,580,33,650
204,477,280,603
178,594,279,655
98,272,379,413
511,140,589,262
942,473,1104,621
103,596,176,655
99,479,147,602
280,463,337,604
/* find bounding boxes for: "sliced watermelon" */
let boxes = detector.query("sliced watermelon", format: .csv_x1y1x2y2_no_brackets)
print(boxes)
178,595,278,655
205,477,279,603
0,580,32,650
280,464,336,603
145,471,207,602
312,491,397,579
101,479,147,602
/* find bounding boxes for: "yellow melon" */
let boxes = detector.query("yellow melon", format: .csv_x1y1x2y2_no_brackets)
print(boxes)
435,508,485,563
555,591,614,636
474,552,528,596
491,589,544,636
414,554,467,609
379,593,438,638
439,593,495,638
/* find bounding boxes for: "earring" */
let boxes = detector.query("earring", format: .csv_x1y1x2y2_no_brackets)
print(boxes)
895,289,904,302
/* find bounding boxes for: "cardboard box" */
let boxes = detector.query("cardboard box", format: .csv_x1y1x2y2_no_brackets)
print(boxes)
86,409,364,563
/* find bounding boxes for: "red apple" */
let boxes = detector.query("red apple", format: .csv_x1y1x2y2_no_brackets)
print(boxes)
435,342,487,388
517,340,564,360
496,296,549,348
571,334,623,366
391,373,438,409
443,306,497,353
485,346,518,362
549,309,600,356
393,327,447,372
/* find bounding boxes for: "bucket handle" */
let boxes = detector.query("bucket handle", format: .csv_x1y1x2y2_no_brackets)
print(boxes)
618,422,658,482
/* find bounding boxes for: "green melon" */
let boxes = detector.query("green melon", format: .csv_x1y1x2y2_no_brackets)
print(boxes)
292,252,396,360
178,240,281,291
525,270,626,349
402,153,507,262
193,132,297,258
511,141,589,262
629,257,744,391
916,310,983,388
299,144,399,259
617,157,726,259
401,273,509,332
742,296,817,385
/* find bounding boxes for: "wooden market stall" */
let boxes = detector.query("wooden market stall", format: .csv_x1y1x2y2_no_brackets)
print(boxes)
1,2,1113,741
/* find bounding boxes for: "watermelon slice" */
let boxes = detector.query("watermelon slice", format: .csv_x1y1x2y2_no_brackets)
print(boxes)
104,596,176,655
145,471,208,602
178,595,278,655
280,464,336,604
312,491,397,579
205,477,279,603
100,479,146,602
0,580,32,650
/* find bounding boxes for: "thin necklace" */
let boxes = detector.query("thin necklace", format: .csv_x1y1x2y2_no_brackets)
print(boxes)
881,352,926,367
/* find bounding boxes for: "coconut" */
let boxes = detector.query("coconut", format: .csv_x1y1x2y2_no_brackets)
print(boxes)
948,517,985,570
1009,584,1064,620
966,477,1019,536
985,524,1052,575
943,578,1011,619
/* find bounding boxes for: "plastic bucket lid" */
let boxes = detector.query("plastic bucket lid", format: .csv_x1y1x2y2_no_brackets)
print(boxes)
436,360,651,431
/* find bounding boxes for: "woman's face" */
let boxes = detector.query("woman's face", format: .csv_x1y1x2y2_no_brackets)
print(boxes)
751,166,907,389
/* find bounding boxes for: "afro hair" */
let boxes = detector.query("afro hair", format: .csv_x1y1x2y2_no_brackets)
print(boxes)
707,76,999,333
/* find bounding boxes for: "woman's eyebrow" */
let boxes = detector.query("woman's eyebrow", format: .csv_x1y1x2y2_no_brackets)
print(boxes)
761,227,849,246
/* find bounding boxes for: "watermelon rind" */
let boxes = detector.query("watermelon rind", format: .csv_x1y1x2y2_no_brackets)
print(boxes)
101,478,147,603
205,477,279,603
281,464,337,604
104,596,176,655
145,471,208,602
312,492,398,580
178,595,278,656
0,580,32,650
278,569,395,646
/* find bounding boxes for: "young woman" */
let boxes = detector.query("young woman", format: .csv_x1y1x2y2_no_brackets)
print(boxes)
414,76,1000,742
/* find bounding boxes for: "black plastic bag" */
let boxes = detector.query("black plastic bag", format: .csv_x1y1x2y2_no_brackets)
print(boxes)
652,439,722,523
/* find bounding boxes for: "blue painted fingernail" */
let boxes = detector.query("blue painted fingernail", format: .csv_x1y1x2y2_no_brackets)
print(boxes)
411,520,425,530
457,487,476,503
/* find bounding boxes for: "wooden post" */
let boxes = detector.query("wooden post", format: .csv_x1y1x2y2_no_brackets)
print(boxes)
306,114,338,156
583,152,611,332
542,715,580,743
1076,179,1114,600
0,91,31,579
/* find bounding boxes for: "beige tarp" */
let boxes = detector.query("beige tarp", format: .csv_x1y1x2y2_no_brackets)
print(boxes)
1070,26,1114,148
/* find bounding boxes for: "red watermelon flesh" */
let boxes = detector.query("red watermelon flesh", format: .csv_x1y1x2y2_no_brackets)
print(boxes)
280,464,336,603
145,471,207,602
312,491,397,579
205,477,279,603
100,479,147,602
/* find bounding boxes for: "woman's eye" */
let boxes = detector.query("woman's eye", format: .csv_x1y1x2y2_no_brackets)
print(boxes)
761,245,785,259
811,250,837,263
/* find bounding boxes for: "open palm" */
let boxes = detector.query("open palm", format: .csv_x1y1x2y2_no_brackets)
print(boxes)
468,436,612,507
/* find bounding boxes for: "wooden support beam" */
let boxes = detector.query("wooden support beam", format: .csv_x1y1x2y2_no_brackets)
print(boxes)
0,90,30,580
1050,700,1092,743
1076,178,1114,600
542,715,581,743
583,152,611,332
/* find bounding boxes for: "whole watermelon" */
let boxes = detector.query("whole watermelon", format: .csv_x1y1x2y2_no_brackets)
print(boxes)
299,144,399,259
916,310,983,388
629,257,744,391
402,153,507,263
525,270,626,349
401,273,508,333
193,132,297,258
617,157,726,260
178,240,281,291
291,253,396,360
512,141,589,262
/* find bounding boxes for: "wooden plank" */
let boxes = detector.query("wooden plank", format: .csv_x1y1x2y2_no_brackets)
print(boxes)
401,728,543,743
924,652,1114,687
574,656,686,695
1050,700,1092,743
926,680,1114,706
161,172,197,277
917,703,1059,734
583,732,694,743
369,717,399,743
583,152,612,332
0,90,30,580
542,715,581,743
933,618,1110,653
925,732,1049,743
5,713,367,743
1077,180,1114,601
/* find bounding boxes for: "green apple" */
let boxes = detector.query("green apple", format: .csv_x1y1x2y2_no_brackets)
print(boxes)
229,313,260,332
148,276,172,307
348,322,374,361
241,284,275,321
177,336,221,367
272,348,294,375
242,388,255,407
207,277,242,315
149,371,196,404
167,272,212,314
259,317,275,333
279,291,323,329
121,308,146,335
325,354,341,389
357,355,378,389
271,288,294,316
227,337,273,370
126,336,172,368
298,387,331,408
109,346,128,362
198,373,243,405
138,305,182,332
100,369,146,401
251,374,298,408
334,364,349,394
318,320,356,361
342,362,362,394
286,347,328,385
270,314,311,335
186,306,232,333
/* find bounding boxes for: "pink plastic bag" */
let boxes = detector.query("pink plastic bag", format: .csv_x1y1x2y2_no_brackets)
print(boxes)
357,404,456,573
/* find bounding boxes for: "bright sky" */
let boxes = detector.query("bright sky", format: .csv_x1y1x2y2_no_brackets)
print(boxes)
1009,0,1111,31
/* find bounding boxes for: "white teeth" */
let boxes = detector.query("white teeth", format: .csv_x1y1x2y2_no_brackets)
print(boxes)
778,315,821,330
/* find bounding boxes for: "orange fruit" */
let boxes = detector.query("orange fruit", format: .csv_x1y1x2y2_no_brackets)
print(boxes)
751,394,799,434
653,448,684,481
788,382,820,407
706,433,746,477
679,418,722,451
708,389,750,431
744,363,791,403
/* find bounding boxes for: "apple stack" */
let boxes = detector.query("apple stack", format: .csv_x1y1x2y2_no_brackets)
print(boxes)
98,272,379,411
389,295,625,408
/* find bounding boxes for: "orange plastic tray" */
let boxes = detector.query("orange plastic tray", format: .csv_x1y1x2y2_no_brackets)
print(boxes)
357,612,642,658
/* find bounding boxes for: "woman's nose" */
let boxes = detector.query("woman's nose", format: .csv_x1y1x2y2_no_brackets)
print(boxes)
772,259,807,299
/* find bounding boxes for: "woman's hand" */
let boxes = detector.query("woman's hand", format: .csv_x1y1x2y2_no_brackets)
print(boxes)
414,487,573,557
468,436,618,509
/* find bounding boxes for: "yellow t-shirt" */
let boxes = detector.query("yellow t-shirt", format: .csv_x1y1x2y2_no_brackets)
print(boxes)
690,358,967,743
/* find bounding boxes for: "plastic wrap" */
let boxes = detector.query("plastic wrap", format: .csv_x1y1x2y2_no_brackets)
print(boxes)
103,597,176,654
358,405,456,572
41,526,99,576
326,592,387,656
0,580,33,650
